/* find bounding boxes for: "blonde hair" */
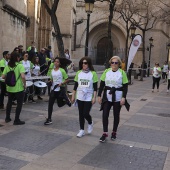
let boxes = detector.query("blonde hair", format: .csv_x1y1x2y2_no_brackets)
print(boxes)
109,56,122,67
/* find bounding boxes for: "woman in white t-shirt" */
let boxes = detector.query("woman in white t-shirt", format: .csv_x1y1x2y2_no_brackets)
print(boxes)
162,61,169,82
152,63,161,92
97,56,128,143
71,57,98,138
44,58,69,125
21,52,35,103
32,57,43,100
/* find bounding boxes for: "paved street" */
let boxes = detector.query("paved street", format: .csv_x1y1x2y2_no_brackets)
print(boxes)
0,76,170,170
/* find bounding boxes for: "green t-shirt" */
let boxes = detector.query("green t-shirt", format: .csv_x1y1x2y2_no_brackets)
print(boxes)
47,63,54,76
2,63,25,92
0,58,8,76
100,68,128,84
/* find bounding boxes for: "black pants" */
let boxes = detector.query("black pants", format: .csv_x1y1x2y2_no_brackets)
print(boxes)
0,82,6,106
152,77,161,89
6,91,24,121
162,72,167,80
102,101,122,132
77,100,92,130
48,91,60,120
24,85,34,102
168,80,170,90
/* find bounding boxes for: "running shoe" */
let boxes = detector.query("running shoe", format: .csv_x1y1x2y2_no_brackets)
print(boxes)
77,130,85,138
87,121,93,134
44,119,52,125
99,133,108,143
13,120,25,125
111,131,117,140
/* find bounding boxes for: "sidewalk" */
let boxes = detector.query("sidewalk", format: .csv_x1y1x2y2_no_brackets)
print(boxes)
0,77,170,170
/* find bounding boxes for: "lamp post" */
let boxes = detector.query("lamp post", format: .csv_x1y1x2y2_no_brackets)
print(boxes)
130,24,136,40
167,43,170,63
85,0,94,56
147,37,153,77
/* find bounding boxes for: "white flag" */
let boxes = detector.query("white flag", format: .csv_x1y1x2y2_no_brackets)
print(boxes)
127,34,142,72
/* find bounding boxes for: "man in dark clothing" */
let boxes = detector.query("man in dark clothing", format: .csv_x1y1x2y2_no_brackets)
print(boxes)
38,48,47,75
0,51,10,109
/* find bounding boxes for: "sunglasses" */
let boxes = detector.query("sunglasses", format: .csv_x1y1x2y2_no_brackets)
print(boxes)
82,62,88,65
111,62,118,65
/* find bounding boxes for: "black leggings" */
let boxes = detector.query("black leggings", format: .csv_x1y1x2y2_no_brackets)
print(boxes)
48,91,60,120
162,72,167,79
6,91,24,121
102,101,122,132
77,100,92,130
168,80,170,90
152,77,161,89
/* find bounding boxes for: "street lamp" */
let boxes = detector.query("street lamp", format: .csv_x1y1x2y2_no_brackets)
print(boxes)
85,0,94,56
130,24,136,39
147,37,154,77
167,43,170,63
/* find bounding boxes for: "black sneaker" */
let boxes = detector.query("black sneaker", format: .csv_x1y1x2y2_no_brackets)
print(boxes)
99,133,108,143
13,120,25,125
44,119,52,125
37,96,43,100
5,118,11,123
111,132,117,140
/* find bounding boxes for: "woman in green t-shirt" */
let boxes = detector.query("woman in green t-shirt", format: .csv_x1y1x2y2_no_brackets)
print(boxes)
71,57,98,138
98,56,128,142
2,52,26,125
44,58,69,125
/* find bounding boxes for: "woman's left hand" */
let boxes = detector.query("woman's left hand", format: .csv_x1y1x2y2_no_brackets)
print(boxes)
120,97,125,105
92,97,96,105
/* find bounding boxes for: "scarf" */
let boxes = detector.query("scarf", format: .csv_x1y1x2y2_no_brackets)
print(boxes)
82,68,90,73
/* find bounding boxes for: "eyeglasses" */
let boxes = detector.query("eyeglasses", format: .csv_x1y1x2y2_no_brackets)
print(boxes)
111,62,119,65
82,62,88,65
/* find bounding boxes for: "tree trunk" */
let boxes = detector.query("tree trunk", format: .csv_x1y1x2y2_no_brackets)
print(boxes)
51,12,65,58
125,24,129,71
105,2,114,68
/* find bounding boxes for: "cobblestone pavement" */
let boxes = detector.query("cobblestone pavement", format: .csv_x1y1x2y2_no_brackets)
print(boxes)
0,77,170,170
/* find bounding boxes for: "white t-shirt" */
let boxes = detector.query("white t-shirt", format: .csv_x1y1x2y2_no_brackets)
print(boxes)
74,71,98,101
167,71,170,79
153,67,161,78
162,64,168,73
32,64,40,76
51,68,68,91
100,68,128,102
22,60,31,78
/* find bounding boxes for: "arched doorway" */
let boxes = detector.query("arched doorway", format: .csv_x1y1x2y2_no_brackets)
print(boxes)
96,37,113,65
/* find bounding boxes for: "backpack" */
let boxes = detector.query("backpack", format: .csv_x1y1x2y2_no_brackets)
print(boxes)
5,65,20,87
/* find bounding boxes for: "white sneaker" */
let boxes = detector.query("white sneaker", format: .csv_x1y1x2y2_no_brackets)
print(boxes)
167,90,169,93
77,130,85,138
87,121,93,134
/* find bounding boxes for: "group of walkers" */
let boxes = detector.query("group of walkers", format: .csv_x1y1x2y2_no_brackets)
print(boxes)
1,43,170,143
152,61,170,93
0,49,129,142
44,56,129,142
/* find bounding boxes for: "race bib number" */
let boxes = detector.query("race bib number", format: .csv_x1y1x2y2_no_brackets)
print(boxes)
79,79,90,88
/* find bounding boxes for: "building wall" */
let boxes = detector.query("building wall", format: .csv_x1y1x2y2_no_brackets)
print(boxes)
0,0,27,57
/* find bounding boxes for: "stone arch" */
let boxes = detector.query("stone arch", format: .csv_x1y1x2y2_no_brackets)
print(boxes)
80,18,127,47
79,19,126,64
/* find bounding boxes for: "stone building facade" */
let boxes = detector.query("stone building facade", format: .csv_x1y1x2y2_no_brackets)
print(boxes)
0,0,170,68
